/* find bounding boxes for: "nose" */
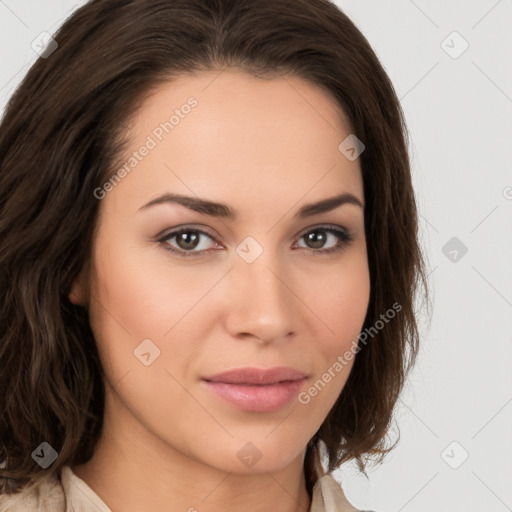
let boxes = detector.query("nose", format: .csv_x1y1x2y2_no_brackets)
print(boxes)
223,253,298,345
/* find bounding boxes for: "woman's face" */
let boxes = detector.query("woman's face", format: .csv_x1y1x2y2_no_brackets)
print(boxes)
72,69,370,474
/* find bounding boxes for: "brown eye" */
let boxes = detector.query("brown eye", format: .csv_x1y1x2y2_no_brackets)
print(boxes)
174,231,201,251
295,226,354,254
303,230,328,249
159,228,219,257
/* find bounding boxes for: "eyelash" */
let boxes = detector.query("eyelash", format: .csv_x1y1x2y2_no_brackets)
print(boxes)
157,224,355,258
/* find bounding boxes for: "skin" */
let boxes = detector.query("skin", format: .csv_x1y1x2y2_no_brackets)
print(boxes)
70,69,370,512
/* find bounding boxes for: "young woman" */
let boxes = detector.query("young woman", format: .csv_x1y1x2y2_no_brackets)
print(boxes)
0,1,430,511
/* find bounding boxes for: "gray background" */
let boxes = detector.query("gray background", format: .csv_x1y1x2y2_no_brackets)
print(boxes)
1,1,511,511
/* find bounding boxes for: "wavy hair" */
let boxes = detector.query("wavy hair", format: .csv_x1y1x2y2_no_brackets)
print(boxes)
0,0,431,497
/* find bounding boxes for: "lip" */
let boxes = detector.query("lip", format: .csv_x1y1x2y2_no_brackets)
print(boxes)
201,366,308,412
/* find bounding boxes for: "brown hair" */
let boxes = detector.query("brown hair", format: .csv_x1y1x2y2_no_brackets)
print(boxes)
0,0,431,497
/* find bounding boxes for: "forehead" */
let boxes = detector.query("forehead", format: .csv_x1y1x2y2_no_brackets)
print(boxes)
105,69,364,218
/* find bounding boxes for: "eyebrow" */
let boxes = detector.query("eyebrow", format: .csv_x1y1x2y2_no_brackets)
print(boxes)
137,192,364,219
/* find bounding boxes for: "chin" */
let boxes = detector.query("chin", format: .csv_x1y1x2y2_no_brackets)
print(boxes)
191,435,308,475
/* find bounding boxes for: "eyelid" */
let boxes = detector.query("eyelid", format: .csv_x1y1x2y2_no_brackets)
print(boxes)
294,223,347,239
158,223,218,238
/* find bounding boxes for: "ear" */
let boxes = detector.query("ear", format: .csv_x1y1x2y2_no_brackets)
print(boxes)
68,267,89,306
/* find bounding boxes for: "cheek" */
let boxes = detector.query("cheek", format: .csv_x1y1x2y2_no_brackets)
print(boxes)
89,237,209,338
293,252,370,413
87,236,223,384
86,242,205,422
306,250,371,351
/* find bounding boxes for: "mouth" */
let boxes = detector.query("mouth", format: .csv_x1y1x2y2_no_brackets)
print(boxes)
201,366,308,412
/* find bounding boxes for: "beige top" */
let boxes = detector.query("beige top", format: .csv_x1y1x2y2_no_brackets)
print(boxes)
0,464,370,512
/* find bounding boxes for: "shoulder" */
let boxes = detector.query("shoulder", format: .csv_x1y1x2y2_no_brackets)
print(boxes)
0,471,65,512
311,473,379,512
